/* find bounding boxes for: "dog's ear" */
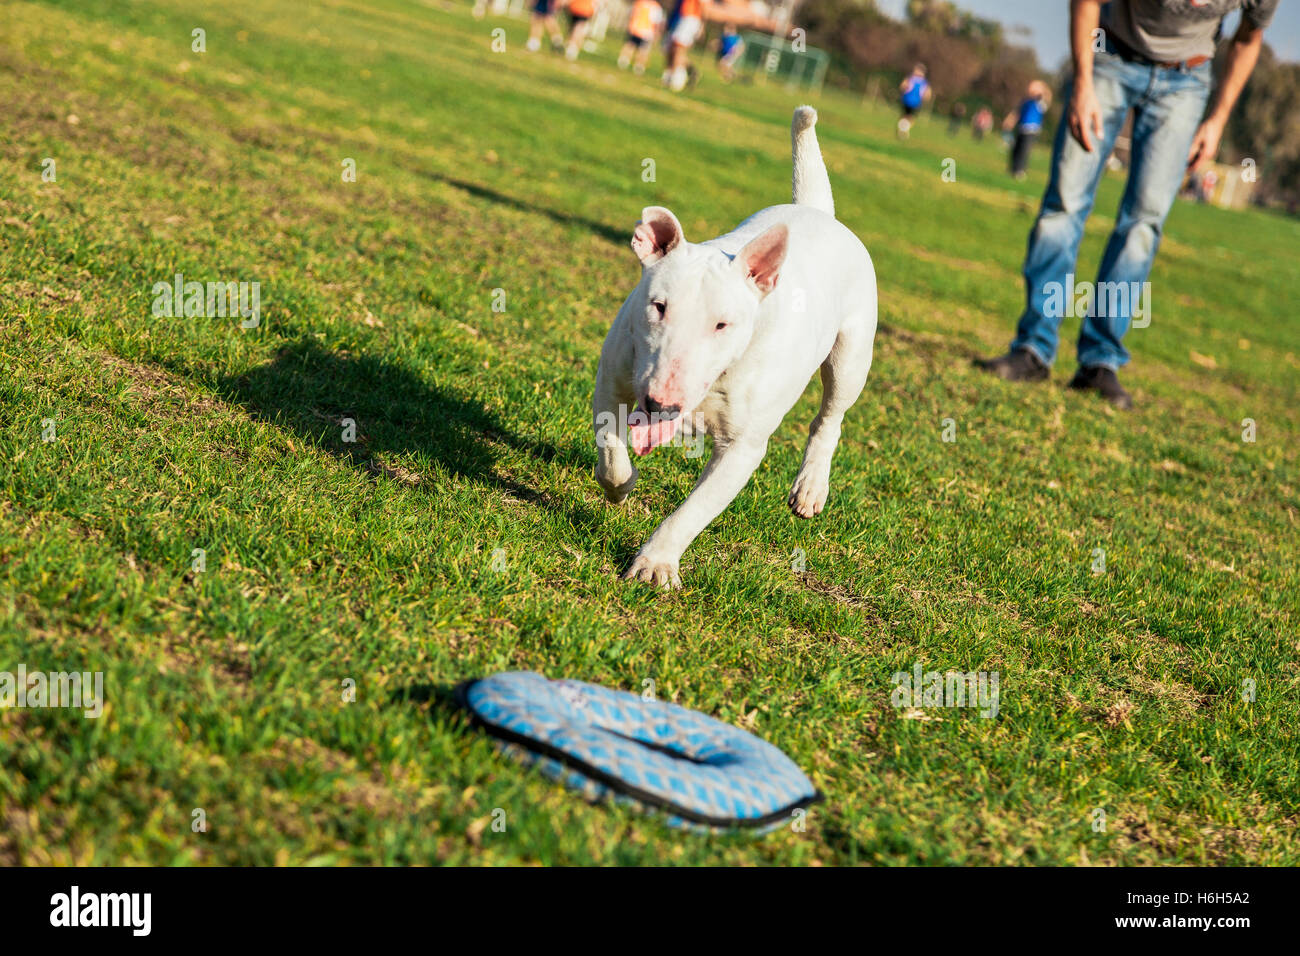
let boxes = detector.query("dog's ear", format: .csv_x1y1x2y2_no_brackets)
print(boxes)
735,224,789,297
632,206,684,266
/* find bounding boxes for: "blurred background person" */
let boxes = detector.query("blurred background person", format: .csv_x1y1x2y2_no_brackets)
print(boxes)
1004,80,1052,179
618,0,664,74
972,105,994,141
1199,166,1220,202
897,63,931,139
947,100,967,136
564,0,599,60
663,0,707,92
716,23,745,82
526,0,565,52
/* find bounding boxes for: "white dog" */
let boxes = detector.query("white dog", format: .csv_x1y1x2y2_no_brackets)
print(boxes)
593,106,878,588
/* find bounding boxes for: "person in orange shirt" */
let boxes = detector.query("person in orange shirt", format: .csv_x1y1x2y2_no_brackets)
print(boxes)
618,0,665,75
564,0,601,61
662,0,706,92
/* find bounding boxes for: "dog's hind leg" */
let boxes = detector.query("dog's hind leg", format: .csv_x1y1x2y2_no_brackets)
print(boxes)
788,309,874,518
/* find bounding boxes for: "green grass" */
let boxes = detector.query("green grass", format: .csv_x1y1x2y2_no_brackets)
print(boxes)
1,0,1297,865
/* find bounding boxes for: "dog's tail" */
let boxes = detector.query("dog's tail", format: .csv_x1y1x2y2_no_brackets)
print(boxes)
791,106,834,218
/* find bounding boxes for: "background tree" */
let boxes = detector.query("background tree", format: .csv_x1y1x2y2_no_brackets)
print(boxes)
801,0,1041,114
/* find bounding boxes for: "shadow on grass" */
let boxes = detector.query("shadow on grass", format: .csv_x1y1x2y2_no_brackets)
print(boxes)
390,682,466,719
427,173,626,247
217,338,595,519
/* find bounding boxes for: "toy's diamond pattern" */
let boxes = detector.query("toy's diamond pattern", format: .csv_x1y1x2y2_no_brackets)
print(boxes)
463,672,818,832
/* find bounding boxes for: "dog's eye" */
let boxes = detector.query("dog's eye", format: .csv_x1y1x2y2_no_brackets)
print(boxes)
651,300,666,317
715,322,728,332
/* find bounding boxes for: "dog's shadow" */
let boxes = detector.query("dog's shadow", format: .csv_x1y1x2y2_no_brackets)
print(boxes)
216,338,594,520
429,174,627,248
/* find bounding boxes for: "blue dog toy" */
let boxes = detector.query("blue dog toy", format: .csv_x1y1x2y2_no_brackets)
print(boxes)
458,672,821,832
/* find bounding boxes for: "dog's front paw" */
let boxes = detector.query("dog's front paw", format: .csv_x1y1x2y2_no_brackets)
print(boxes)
788,471,830,519
621,551,682,590
595,463,638,504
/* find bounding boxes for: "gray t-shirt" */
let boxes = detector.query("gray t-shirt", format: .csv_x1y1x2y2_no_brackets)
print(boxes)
1102,0,1279,62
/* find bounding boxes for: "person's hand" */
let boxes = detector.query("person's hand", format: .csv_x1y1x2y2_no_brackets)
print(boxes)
1186,117,1225,172
1068,81,1105,152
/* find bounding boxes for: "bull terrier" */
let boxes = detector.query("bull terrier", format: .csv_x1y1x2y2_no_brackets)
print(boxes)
593,106,878,588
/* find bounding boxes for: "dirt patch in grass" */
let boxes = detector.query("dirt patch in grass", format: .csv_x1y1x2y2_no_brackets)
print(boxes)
99,353,222,416
797,572,876,610
1127,674,1213,716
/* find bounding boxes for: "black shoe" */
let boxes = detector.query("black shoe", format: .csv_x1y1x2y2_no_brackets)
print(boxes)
974,347,1049,382
1068,365,1133,410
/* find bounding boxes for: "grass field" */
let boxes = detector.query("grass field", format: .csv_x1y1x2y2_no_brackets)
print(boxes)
1,0,1298,865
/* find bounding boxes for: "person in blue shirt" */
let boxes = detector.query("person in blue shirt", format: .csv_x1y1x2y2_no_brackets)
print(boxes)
1004,80,1052,180
897,64,931,139
716,24,744,82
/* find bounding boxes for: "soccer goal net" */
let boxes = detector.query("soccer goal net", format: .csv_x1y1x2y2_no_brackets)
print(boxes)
734,31,828,93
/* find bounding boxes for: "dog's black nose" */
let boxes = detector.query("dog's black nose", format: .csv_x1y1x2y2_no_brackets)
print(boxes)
643,397,681,418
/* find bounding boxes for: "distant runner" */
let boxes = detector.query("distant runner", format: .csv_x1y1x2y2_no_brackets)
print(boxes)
526,0,565,53
1005,80,1051,179
618,0,665,75
564,0,600,61
897,63,931,139
716,24,744,82
663,0,706,92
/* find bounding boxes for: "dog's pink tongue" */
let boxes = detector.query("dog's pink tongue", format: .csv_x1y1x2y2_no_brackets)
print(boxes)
629,415,679,456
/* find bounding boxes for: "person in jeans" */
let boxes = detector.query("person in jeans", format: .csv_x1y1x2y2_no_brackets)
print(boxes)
976,0,1277,410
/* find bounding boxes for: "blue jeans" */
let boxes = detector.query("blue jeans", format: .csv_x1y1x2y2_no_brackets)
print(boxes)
1012,43,1211,370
